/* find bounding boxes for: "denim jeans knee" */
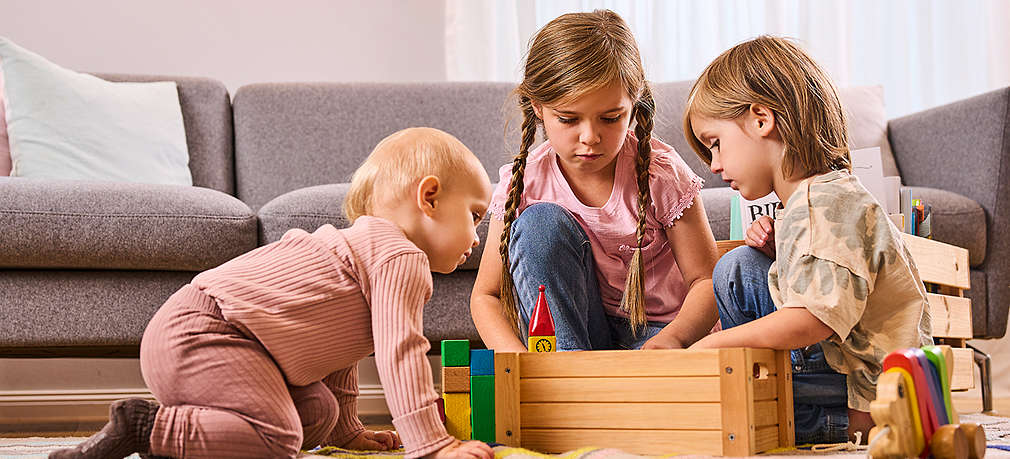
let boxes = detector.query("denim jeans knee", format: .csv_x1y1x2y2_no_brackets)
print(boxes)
508,203,612,350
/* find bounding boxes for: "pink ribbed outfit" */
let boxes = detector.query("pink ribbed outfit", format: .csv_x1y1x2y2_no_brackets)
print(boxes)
140,216,451,458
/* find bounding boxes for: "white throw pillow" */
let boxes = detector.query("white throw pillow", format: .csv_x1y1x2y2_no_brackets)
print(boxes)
839,85,899,179
0,37,191,185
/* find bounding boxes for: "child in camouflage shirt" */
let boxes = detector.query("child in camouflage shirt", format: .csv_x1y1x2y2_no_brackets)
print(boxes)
683,36,932,444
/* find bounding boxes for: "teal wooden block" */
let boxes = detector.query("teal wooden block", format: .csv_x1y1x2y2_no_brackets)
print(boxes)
469,349,494,376
470,374,495,442
441,340,470,367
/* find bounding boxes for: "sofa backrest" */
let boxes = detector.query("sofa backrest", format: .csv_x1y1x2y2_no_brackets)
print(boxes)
232,81,897,209
233,82,522,210
96,74,236,195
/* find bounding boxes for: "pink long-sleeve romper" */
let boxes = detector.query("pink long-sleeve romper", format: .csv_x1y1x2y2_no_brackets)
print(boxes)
140,216,452,458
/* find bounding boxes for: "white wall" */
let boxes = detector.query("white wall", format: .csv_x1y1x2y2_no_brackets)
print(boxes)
0,0,447,92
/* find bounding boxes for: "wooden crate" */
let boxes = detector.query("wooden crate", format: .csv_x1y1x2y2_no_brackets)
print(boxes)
494,348,794,456
716,236,974,391
899,233,974,391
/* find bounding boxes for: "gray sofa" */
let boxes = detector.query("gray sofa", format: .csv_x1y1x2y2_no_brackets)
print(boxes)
1,77,1006,359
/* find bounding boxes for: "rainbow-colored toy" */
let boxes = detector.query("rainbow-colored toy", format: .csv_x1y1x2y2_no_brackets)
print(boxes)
869,345,986,459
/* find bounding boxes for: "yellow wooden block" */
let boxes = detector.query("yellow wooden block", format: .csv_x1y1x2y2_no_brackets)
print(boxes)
527,335,556,353
441,366,470,393
443,393,471,439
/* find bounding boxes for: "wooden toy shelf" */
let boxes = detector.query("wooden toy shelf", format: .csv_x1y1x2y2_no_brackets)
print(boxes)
493,348,794,456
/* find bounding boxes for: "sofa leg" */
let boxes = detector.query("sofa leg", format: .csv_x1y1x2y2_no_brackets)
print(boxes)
967,343,993,413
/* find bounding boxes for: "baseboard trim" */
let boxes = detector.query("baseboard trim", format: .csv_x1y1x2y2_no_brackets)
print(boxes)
0,384,407,432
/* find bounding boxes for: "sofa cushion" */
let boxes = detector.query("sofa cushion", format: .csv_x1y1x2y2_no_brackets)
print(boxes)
258,183,492,271
0,178,257,270
258,183,353,243
233,82,518,210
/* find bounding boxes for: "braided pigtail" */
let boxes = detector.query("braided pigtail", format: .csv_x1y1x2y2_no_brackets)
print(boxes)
499,99,538,336
619,85,656,335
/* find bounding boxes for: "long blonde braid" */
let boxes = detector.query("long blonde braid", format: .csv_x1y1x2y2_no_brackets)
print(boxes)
620,84,656,335
499,99,539,335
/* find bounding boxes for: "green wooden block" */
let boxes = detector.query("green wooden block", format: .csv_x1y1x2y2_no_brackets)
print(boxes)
441,340,470,367
470,374,495,442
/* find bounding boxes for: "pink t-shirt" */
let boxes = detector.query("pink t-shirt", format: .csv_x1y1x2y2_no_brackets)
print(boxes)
490,131,704,323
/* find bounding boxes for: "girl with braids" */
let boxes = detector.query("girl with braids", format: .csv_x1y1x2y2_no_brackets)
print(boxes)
470,10,720,352
685,36,929,443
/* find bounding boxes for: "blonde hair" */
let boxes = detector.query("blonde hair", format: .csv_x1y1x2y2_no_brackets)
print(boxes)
684,35,851,179
500,9,655,336
345,127,478,221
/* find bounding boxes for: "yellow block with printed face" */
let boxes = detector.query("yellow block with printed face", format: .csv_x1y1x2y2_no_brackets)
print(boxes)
443,392,471,439
528,335,556,353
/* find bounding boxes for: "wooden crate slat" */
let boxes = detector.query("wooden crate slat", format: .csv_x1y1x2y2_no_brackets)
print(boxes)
951,347,975,391
927,293,973,339
519,402,722,430
494,353,520,446
520,376,720,402
717,240,745,257
753,375,779,401
521,428,724,456
775,348,796,447
518,349,721,377
900,233,970,289
720,349,756,456
755,426,781,453
754,400,779,427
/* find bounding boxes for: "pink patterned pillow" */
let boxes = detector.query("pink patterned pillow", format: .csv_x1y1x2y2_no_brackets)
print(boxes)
0,58,10,176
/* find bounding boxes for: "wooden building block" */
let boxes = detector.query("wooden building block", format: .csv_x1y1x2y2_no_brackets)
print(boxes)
495,352,520,446
471,374,495,442
441,366,470,393
950,347,974,391
441,340,470,367
443,392,471,439
528,335,556,353
470,349,494,376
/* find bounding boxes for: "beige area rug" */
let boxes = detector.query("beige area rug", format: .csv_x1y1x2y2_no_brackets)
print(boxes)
4,413,1010,458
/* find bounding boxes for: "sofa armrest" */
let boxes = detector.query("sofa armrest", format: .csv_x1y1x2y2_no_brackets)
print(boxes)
0,177,257,270
888,86,1010,337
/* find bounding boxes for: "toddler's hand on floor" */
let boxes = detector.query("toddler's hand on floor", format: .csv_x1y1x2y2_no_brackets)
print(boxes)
343,429,402,451
745,216,776,259
427,438,494,459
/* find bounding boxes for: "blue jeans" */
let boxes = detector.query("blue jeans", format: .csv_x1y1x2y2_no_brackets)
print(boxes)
507,203,664,351
713,246,849,444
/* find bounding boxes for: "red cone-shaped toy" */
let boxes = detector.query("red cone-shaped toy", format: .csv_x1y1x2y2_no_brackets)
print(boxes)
529,285,555,336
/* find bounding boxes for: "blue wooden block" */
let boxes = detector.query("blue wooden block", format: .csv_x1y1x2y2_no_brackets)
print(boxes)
469,349,494,376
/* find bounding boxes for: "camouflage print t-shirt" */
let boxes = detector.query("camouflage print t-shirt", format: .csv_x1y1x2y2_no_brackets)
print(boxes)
768,170,932,411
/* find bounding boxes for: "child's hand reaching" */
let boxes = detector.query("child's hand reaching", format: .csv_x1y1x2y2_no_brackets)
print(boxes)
426,438,494,459
745,216,776,259
343,429,402,451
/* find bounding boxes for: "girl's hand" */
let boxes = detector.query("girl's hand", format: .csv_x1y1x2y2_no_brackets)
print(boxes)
343,430,402,451
426,439,494,459
744,216,776,259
